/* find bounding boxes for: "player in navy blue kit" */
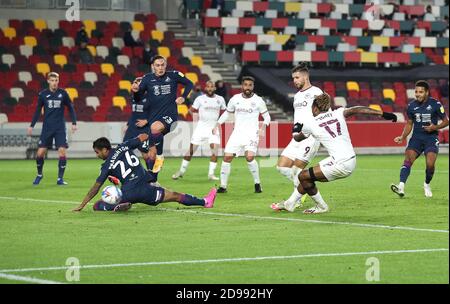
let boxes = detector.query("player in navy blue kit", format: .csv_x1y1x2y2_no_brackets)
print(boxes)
27,72,77,185
72,133,217,212
122,77,154,172
131,55,194,178
391,80,449,198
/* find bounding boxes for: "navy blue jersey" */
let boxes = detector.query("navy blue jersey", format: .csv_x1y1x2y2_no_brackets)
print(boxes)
30,88,77,129
96,138,152,191
406,97,447,137
136,70,193,124
127,94,151,127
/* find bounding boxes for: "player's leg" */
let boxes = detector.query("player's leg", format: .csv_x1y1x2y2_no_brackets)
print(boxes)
33,147,47,185
172,143,198,179
245,151,262,193
423,152,437,197
208,143,220,180
161,187,217,208
149,120,168,173
391,147,419,197
299,166,330,214
56,147,68,185
218,153,234,192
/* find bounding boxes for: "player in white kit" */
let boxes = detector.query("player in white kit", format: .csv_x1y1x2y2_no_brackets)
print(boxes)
172,81,226,180
277,62,323,207
272,93,397,214
216,76,271,193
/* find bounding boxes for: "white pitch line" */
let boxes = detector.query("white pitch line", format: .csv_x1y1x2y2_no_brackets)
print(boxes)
0,196,448,234
0,273,64,284
0,248,447,274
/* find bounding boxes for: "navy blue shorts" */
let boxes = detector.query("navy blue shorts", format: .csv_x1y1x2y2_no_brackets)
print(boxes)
157,114,178,135
406,136,439,155
123,126,150,153
121,183,165,206
39,128,67,149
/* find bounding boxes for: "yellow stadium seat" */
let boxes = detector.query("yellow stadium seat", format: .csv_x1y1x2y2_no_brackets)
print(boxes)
444,54,449,65
3,27,16,39
285,2,301,13
177,104,189,117
266,30,278,36
361,52,378,63
369,104,382,112
113,96,127,110
383,89,396,101
274,34,290,45
83,20,96,37
346,81,360,92
101,63,114,76
185,72,198,85
157,46,171,58
66,88,79,101
151,30,164,43
119,80,132,93
445,48,449,55
132,21,144,32
87,45,96,56
24,36,37,47
190,55,203,68
36,63,50,76
54,54,67,67
34,19,47,31
356,48,364,52
414,47,422,53
373,36,390,47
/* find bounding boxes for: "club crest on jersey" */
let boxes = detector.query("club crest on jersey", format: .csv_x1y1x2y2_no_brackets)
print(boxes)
58,93,62,98
251,102,256,107
426,105,432,111
165,77,171,82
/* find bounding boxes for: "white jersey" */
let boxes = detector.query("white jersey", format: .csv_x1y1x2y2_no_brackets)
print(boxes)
192,94,226,128
226,93,268,134
301,107,355,162
293,86,323,123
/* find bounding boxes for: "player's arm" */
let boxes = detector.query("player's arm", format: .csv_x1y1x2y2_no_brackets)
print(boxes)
189,96,200,115
28,94,44,136
423,104,449,133
343,106,397,121
64,91,78,132
175,72,194,105
73,182,103,211
394,119,413,144
132,77,147,99
292,122,307,142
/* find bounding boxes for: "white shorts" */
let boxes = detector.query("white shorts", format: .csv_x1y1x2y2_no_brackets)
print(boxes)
190,126,220,146
319,155,356,181
224,131,259,156
281,136,320,163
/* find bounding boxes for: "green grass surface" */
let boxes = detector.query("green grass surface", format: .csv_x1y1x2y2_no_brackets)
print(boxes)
0,155,448,284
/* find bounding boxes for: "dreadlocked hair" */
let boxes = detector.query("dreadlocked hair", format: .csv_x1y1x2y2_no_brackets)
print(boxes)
313,93,331,112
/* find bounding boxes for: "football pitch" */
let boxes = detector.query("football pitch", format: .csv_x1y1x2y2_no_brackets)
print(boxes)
0,155,448,284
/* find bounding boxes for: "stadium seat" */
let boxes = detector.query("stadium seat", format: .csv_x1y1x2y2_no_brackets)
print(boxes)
177,104,189,117
190,55,203,68
18,71,32,84
33,19,47,31
155,21,168,32
112,37,124,49
119,80,132,93
117,55,130,68
1,54,15,67
87,45,96,56
112,96,127,110
157,46,171,58
185,72,198,85
181,47,194,59
83,20,96,36
333,96,347,108
96,46,109,59
151,30,164,43
62,37,75,48
46,20,59,31
369,104,382,112
54,54,67,67
19,45,33,58
383,89,396,101
36,63,50,76
66,88,79,101
0,113,8,124
86,96,100,110
132,21,144,32
24,36,37,47
101,63,114,76
2,27,16,39
346,81,360,92
406,89,415,99
10,87,24,101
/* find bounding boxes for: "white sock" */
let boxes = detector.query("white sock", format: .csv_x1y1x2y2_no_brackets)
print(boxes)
247,160,260,184
292,167,302,187
220,161,231,188
286,188,302,204
310,191,329,210
277,166,292,181
399,182,405,190
179,159,190,174
208,161,217,176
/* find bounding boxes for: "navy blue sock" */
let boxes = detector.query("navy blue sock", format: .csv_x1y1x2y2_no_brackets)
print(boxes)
400,160,412,183
146,158,155,171
425,168,434,184
156,137,164,155
93,200,115,211
150,132,163,149
36,157,44,175
179,194,205,206
58,157,67,179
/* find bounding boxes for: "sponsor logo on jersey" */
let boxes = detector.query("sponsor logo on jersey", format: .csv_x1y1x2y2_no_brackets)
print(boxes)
440,106,445,114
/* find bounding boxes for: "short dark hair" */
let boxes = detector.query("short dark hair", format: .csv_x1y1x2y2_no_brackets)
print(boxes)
93,137,111,150
313,93,331,112
241,76,255,83
291,62,309,74
151,55,166,64
415,80,430,92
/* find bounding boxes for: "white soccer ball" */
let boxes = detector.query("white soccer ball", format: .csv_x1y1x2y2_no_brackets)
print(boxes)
101,186,123,205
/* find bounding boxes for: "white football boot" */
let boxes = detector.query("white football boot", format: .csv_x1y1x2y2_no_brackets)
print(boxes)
423,182,433,198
